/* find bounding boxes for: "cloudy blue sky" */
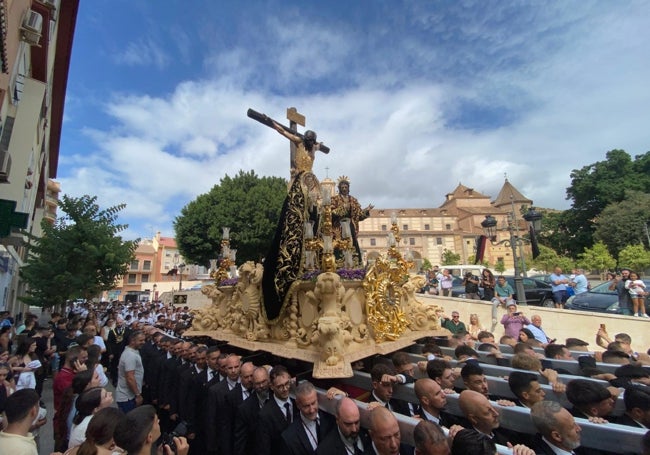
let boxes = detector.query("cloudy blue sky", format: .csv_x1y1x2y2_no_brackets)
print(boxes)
58,0,650,240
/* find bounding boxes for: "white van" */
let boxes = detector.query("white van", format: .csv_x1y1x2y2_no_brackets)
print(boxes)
443,264,486,279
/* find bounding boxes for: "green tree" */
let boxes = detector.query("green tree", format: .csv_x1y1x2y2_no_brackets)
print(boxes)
529,245,574,273
421,258,432,272
562,150,650,257
577,241,616,275
20,195,137,307
536,210,576,257
594,191,650,259
618,244,650,271
494,258,506,273
441,249,461,265
174,170,287,267
467,255,489,267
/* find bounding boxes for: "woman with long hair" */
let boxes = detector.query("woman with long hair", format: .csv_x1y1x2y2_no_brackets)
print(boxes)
67,405,124,455
467,313,485,341
86,344,109,387
56,369,101,450
68,387,114,449
481,269,496,301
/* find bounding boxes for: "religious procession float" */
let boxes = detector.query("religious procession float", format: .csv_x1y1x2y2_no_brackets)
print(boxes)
186,109,449,378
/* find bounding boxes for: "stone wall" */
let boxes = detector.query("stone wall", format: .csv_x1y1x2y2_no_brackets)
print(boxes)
422,294,649,350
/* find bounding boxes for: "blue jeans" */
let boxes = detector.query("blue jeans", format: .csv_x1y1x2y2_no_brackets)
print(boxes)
117,398,136,414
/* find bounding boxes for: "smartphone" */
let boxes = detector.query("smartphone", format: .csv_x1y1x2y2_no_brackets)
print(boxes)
513,312,521,316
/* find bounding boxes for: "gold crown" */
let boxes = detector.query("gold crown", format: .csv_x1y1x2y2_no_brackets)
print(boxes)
337,175,350,185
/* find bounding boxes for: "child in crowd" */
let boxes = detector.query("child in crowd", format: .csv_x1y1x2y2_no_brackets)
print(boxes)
625,271,648,318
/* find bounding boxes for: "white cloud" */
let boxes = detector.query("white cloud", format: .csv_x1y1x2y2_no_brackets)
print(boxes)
61,1,650,239
113,36,171,69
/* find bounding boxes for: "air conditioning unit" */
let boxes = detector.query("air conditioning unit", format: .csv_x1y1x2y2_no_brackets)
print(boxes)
20,10,43,46
0,150,11,183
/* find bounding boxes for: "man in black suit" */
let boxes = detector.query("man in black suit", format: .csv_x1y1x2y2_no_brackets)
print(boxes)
281,381,335,455
616,385,650,428
460,362,516,406
413,420,450,455
220,361,255,455
235,366,270,455
204,346,223,386
207,354,243,455
316,397,372,455
367,364,412,417
191,345,221,454
414,378,458,428
530,400,582,455
426,359,457,394
256,365,298,455
457,390,521,447
368,406,410,455
565,379,616,420
178,346,207,440
508,371,547,409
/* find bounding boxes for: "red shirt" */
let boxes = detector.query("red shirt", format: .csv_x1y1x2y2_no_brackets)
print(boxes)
53,367,75,411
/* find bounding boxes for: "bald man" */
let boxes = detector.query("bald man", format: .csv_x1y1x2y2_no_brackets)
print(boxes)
368,406,409,455
317,397,372,455
458,390,521,447
414,379,458,428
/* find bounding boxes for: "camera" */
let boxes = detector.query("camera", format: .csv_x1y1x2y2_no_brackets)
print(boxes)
160,432,178,454
159,421,187,454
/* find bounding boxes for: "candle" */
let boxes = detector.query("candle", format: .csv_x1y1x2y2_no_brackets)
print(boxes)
210,259,218,270
230,249,237,262
341,219,351,239
222,227,230,240
323,235,333,253
322,187,331,205
305,251,315,270
388,233,396,247
222,246,230,258
304,221,314,239
344,251,354,269
229,265,238,278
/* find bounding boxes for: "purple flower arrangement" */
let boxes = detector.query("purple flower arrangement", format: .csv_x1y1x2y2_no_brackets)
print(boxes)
219,278,239,286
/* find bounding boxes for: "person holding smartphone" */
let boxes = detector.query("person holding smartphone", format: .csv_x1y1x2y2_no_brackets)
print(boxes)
501,303,530,339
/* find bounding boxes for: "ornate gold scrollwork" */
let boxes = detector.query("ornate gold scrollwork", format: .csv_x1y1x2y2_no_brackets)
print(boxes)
363,253,410,343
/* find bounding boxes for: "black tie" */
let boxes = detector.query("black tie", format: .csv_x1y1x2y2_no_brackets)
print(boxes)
316,419,321,442
385,402,390,410
353,439,363,455
284,402,292,422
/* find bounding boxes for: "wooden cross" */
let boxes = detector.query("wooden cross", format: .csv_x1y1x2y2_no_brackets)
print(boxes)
287,107,306,173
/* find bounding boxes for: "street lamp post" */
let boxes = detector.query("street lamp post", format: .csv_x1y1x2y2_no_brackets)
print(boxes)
178,263,186,291
481,206,543,306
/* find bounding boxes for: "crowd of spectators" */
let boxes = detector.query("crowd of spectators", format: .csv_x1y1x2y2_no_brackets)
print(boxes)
1,295,650,455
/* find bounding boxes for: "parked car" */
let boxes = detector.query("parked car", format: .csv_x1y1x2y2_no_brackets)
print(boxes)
529,274,551,285
452,276,555,307
565,279,650,315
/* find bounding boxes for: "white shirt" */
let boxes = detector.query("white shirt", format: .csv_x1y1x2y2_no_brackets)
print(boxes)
542,436,575,455
69,414,92,448
300,413,319,450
